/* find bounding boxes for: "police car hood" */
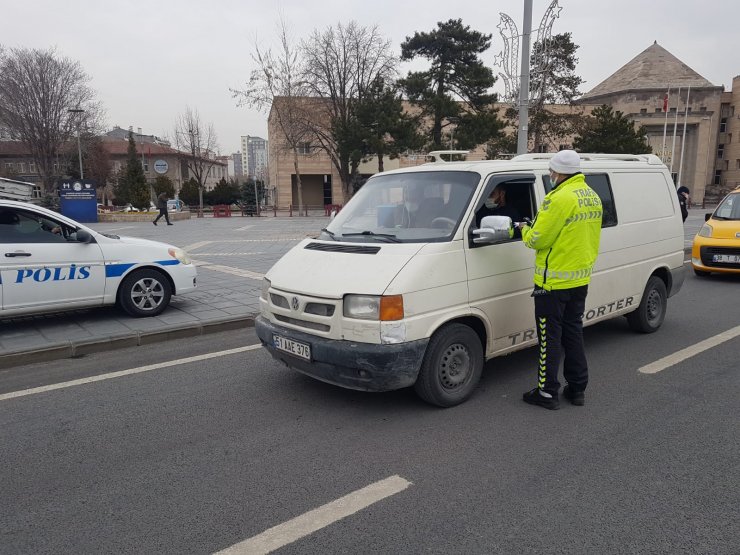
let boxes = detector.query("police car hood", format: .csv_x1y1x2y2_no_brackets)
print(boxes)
267,239,424,297
102,234,176,250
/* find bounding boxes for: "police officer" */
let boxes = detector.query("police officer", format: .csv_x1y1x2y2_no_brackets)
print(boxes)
517,150,602,409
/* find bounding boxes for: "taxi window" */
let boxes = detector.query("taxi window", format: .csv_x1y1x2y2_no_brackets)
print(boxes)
0,209,68,243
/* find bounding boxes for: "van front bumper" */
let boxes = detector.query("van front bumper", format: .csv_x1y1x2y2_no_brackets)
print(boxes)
255,315,428,392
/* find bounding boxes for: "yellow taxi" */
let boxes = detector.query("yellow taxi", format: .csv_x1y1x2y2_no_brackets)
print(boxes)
692,187,740,276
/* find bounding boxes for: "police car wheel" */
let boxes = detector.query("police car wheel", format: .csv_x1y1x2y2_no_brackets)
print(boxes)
626,276,667,334
118,269,172,317
414,323,484,407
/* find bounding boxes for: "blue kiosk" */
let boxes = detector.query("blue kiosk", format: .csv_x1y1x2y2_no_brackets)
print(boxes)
58,179,97,223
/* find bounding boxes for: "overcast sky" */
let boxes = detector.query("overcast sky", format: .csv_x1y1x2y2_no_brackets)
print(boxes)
3,0,739,154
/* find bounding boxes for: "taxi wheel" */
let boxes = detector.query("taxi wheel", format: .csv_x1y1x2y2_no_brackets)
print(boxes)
626,276,666,334
118,269,172,317
414,323,483,407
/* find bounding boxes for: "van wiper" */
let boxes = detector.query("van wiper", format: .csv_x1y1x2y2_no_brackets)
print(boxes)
320,228,337,240
341,231,402,243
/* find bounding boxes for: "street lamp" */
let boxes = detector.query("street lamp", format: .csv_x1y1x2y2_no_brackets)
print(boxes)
68,108,85,179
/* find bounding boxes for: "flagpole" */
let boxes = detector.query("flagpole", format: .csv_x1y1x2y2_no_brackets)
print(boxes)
669,86,681,175
678,86,691,187
661,86,670,163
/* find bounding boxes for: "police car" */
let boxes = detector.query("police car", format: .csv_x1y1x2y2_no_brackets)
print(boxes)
0,200,197,318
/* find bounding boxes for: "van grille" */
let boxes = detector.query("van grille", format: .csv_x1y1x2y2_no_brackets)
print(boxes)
304,242,380,254
274,314,331,332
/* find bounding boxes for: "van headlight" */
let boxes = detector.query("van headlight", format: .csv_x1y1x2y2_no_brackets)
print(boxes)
168,247,191,265
261,278,271,300
344,294,403,321
698,223,713,238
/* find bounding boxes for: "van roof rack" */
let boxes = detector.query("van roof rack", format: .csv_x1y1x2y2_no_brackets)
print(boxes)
511,153,665,165
426,150,470,163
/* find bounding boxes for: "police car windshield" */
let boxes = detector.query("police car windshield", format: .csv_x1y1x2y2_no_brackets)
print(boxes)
325,171,480,243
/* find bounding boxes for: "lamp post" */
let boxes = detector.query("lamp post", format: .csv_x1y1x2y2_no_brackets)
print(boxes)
68,108,85,179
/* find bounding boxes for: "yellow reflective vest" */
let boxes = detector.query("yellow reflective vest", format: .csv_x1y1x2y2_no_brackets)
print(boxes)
521,173,602,290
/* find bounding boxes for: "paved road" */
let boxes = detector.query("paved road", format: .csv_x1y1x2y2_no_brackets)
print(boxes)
0,208,710,367
0,266,737,554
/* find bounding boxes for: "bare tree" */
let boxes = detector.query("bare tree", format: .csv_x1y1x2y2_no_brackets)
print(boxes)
232,17,311,211
173,107,219,214
0,46,104,193
302,21,397,198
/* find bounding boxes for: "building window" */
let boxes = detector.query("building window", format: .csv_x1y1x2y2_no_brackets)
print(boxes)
670,108,676,113
4,163,13,172
140,160,149,172
724,160,729,171
640,108,647,114
700,106,707,112
718,144,724,158
29,161,36,173
736,159,740,170
687,107,692,113
720,118,727,133
18,162,25,173
714,170,722,185
559,144,568,151
655,108,661,113
297,142,312,155
728,133,732,144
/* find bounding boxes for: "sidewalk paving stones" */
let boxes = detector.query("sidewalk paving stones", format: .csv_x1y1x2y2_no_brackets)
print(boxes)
0,207,709,368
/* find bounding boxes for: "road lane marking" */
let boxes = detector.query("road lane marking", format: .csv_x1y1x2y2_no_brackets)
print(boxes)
191,261,264,280
0,344,263,402
214,475,412,555
638,324,740,374
183,240,213,252
235,225,254,231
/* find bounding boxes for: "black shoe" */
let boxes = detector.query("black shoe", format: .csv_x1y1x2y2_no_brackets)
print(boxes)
167,223,173,225
153,221,157,226
522,387,560,410
563,386,585,406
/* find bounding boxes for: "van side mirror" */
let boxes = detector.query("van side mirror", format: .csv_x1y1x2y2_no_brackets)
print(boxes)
704,213,711,222
472,215,514,244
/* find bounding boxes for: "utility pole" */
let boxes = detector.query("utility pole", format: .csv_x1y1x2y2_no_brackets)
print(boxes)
68,108,85,178
517,0,533,155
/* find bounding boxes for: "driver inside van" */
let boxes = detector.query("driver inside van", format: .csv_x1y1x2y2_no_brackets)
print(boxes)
403,185,444,227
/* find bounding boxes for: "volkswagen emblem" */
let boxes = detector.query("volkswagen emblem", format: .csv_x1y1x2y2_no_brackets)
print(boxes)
291,296,300,311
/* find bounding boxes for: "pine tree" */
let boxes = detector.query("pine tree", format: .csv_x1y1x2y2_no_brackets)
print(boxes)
114,131,150,209
399,19,503,150
573,105,652,154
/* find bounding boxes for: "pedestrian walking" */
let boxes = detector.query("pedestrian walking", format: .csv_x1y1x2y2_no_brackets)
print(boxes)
516,150,603,410
153,192,173,226
677,185,690,222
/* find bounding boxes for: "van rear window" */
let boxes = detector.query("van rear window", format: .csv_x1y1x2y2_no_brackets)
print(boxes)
584,174,617,228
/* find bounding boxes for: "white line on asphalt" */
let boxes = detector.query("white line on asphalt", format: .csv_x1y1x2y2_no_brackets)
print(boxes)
638,324,740,374
183,240,213,252
191,261,264,280
190,252,266,257
0,344,263,402
214,475,412,555
235,225,254,231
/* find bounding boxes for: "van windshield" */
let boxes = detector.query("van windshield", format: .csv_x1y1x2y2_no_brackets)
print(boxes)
323,171,481,243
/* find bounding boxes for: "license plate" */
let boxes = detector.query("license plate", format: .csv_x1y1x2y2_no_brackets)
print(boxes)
274,334,311,360
712,254,740,263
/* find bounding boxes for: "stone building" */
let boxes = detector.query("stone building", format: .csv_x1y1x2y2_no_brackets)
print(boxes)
267,42,738,207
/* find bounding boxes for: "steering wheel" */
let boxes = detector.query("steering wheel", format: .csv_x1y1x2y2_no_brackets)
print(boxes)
430,217,456,229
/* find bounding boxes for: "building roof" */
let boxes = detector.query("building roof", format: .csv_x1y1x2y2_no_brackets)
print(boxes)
99,136,181,156
580,42,717,101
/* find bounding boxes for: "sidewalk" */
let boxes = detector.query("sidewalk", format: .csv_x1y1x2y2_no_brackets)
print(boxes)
0,208,708,368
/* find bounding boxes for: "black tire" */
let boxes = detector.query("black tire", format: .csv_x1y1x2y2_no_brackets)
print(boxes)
118,269,172,317
626,276,667,333
414,323,484,407
693,268,711,277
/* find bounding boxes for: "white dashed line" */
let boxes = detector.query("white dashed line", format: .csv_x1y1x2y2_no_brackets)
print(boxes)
0,345,263,402
191,261,264,280
638,324,740,374
214,475,412,555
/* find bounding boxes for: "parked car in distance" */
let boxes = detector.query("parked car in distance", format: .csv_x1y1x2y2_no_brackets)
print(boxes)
0,200,197,318
168,199,184,212
691,186,740,276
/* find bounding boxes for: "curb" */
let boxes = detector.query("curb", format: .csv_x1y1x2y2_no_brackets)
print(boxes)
0,315,255,370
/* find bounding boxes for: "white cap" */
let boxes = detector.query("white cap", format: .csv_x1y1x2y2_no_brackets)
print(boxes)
549,150,581,174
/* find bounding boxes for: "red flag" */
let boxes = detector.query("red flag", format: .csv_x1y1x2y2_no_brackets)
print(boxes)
663,93,669,112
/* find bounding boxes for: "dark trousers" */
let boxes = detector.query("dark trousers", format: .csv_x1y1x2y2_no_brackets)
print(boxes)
154,207,171,224
533,285,589,395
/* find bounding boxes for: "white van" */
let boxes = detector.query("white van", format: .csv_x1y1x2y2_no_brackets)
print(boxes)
255,153,686,406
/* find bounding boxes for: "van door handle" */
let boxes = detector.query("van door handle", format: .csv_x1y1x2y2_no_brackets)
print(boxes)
4,251,32,257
